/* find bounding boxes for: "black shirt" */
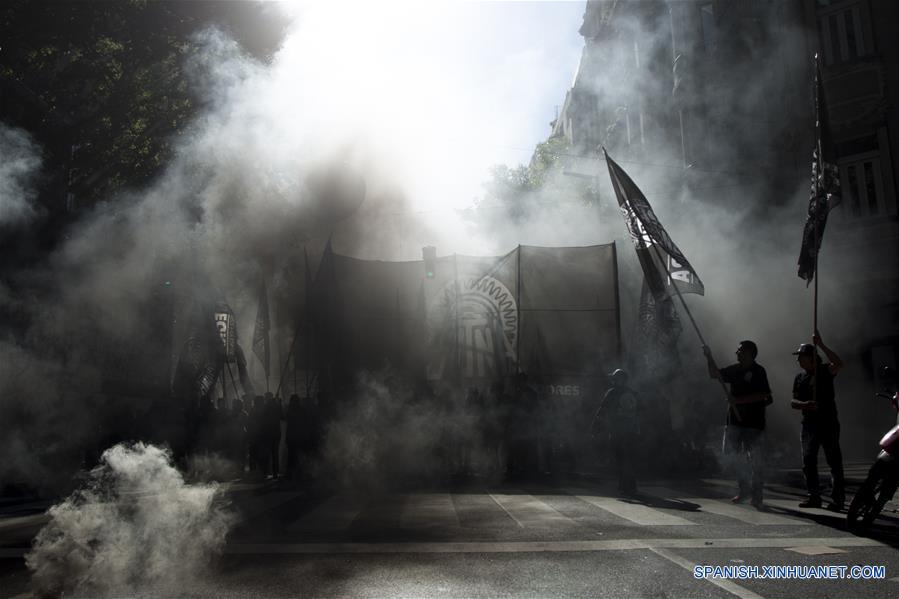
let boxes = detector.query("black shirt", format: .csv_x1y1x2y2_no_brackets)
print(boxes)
592,386,638,436
793,364,838,423
603,386,637,425
720,362,771,430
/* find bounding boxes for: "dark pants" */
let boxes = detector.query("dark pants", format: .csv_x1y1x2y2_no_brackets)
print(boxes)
723,425,765,500
801,420,844,502
269,438,280,477
610,430,636,493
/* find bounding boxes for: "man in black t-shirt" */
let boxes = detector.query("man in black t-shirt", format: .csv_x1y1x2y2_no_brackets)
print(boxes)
704,340,773,509
790,331,844,511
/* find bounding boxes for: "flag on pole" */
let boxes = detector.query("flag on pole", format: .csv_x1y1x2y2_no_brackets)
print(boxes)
604,149,704,299
252,275,271,382
797,54,841,285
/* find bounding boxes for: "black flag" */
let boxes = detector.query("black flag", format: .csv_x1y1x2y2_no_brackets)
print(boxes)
797,54,841,285
604,149,704,299
252,275,271,382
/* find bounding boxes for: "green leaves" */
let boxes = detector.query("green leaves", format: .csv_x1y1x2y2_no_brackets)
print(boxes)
1,1,284,208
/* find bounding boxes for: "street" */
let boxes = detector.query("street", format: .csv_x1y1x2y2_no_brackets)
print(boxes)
2,467,898,598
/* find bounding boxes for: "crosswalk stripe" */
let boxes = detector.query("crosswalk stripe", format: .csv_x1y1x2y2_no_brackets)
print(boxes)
487,493,576,528
649,547,767,599
644,487,803,526
289,494,364,531
0,535,883,559
573,493,696,526
762,498,845,520
453,493,515,528
700,479,791,499
220,535,884,555
400,494,460,530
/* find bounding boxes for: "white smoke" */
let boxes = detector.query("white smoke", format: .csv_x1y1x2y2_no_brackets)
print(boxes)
320,370,490,491
0,122,42,225
26,443,234,598
0,3,586,487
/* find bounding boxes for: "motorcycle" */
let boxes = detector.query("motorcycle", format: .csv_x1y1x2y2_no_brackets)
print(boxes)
847,389,899,531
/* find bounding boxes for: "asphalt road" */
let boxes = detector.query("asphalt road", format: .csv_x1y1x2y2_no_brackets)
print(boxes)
2,471,898,598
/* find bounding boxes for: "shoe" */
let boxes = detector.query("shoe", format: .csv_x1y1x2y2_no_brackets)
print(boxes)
825,501,844,512
751,497,765,511
799,497,822,508
731,494,748,504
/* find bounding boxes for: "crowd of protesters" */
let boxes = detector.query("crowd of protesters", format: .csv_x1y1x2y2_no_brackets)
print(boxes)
105,390,324,482
78,327,853,510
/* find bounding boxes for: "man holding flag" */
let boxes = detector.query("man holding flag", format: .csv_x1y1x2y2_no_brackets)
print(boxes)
703,341,773,509
605,149,770,508
792,55,845,512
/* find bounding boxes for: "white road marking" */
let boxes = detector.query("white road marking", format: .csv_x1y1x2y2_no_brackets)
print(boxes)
0,513,49,532
220,536,884,555
644,487,802,526
649,547,766,599
762,498,844,520
487,493,574,528
486,492,524,527
400,494,460,530
289,494,364,531
574,493,696,526
0,535,884,559
784,546,846,555
699,479,794,501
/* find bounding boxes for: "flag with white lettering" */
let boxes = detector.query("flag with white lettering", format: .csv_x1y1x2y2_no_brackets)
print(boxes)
604,149,704,299
797,55,841,285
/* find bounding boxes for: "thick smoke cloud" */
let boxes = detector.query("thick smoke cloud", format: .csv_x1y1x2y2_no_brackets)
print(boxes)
319,370,498,492
0,5,583,492
0,1,878,510
26,443,234,598
460,2,882,461
0,122,42,225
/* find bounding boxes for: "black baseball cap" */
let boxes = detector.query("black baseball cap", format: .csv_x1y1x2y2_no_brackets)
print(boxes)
792,343,815,356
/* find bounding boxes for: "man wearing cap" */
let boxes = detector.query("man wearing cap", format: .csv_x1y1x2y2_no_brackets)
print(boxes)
791,331,844,510
703,341,773,509
591,368,639,495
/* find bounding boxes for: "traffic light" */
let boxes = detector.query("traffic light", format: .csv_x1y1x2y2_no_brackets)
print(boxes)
422,246,437,279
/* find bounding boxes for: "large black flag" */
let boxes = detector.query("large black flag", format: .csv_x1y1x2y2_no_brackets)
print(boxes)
604,149,704,299
797,55,841,285
252,275,271,382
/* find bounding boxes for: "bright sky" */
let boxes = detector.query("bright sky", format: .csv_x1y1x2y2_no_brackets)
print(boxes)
273,1,586,213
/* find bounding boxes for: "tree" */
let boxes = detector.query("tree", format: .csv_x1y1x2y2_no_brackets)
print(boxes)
0,0,287,209
478,133,600,222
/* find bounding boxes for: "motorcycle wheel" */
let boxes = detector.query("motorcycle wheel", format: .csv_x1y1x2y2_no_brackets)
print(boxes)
847,462,885,532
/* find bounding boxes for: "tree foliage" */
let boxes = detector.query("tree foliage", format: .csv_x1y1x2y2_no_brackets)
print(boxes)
480,133,600,221
0,0,287,207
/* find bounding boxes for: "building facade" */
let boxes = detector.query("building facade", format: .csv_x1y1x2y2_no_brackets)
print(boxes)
553,0,899,457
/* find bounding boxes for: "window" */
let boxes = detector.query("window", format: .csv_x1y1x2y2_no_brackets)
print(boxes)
700,4,717,53
639,111,645,146
818,2,868,65
620,106,644,147
838,152,886,219
624,107,632,145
